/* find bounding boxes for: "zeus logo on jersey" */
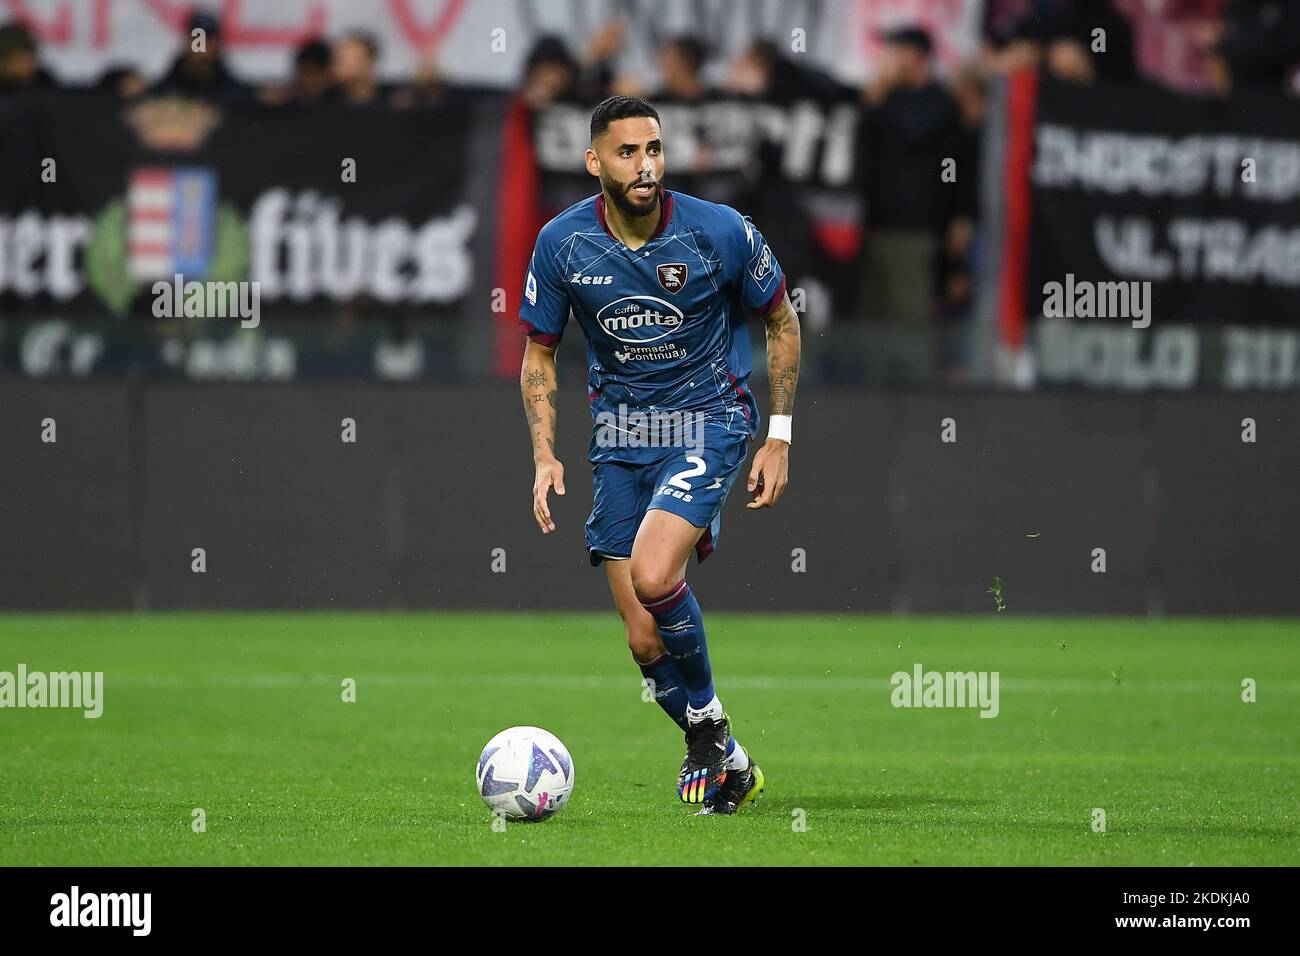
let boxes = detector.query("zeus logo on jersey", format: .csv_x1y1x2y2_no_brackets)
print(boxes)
570,273,613,285
597,296,684,344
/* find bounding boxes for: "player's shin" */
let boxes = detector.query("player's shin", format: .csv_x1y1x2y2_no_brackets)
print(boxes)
635,651,689,733
637,579,718,715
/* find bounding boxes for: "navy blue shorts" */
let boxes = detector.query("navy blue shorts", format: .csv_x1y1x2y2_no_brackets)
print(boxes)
585,417,750,566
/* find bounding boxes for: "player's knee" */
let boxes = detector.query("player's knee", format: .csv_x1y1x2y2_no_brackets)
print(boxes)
629,558,679,605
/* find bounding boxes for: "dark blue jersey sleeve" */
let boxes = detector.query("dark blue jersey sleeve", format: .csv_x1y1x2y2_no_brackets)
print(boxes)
726,208,786,316
518,231,570,347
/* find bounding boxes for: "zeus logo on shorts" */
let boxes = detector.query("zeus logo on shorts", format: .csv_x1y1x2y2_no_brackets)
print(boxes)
657,485,694,502
597,295,684,344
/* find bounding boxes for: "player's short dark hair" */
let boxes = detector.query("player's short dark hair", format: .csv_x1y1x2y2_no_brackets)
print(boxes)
590,95,660,142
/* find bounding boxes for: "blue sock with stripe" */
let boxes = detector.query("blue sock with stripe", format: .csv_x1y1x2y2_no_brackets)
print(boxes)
635,651,689,734
638,579,715,709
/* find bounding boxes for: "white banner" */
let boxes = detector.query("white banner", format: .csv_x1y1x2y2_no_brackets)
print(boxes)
13,0,981,89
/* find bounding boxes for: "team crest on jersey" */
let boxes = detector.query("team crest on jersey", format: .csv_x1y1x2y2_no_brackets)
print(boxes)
656,262,688,293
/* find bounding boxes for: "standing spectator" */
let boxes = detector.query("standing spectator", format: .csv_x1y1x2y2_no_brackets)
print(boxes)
856,26,962,383
724,38,850,103
519,36,579,107
519,27,619,107
654,37,716,186
658,36,709,102
95,66,148,100
390,50,448,108
937,64,987,383
291,39,335,102
723,39,856,325
332,32,383,105
983,11,1051,76
1113,0,1227,94
0,21,53,92
259,39,334,105
1045,1,1137,84
1208,0,1300,94
984,0,1070,43
1044,16,1101,83
152,10,251,101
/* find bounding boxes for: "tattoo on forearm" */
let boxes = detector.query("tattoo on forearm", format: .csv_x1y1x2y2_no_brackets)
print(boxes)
764,296,801,417
771,363,798,416
521,358,558,457
766,305,791,338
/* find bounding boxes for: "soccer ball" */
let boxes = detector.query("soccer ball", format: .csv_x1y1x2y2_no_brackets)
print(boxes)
475,726,574,821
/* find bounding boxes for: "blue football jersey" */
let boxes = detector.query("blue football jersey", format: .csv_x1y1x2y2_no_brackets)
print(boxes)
519,189,786,465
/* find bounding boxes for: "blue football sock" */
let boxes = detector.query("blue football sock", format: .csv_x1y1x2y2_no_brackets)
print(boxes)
638,579,715,710
635,651,689,733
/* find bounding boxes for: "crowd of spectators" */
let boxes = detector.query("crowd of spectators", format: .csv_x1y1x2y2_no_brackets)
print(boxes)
510,0,1300,383
3,3,1297,102
0,10,444,107
3,2,1299,384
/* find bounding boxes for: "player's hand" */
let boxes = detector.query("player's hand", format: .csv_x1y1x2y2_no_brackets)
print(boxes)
746,439,789,509
532,455,566,533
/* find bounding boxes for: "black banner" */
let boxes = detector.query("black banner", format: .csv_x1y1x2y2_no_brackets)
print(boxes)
0,90,482,321
1029,75,1300,325
1021,75,1300,390
0,89,509,380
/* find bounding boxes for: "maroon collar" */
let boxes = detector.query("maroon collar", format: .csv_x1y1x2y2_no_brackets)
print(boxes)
595,187,674,244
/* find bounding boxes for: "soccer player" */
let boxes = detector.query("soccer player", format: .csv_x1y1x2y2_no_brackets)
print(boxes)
518,96,801,814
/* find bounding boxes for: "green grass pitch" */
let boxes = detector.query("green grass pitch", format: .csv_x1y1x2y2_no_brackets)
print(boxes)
1,612,1297,866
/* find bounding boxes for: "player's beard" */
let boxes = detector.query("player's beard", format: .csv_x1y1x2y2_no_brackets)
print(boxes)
603,171,660,219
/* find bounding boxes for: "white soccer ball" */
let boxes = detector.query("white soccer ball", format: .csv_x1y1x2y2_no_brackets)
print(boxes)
475,726,574,821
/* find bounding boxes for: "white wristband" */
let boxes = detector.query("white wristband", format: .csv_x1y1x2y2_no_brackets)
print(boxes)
768,414,792,444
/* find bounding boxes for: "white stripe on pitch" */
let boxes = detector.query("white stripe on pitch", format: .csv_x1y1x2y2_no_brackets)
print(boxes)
101,672,1300,694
